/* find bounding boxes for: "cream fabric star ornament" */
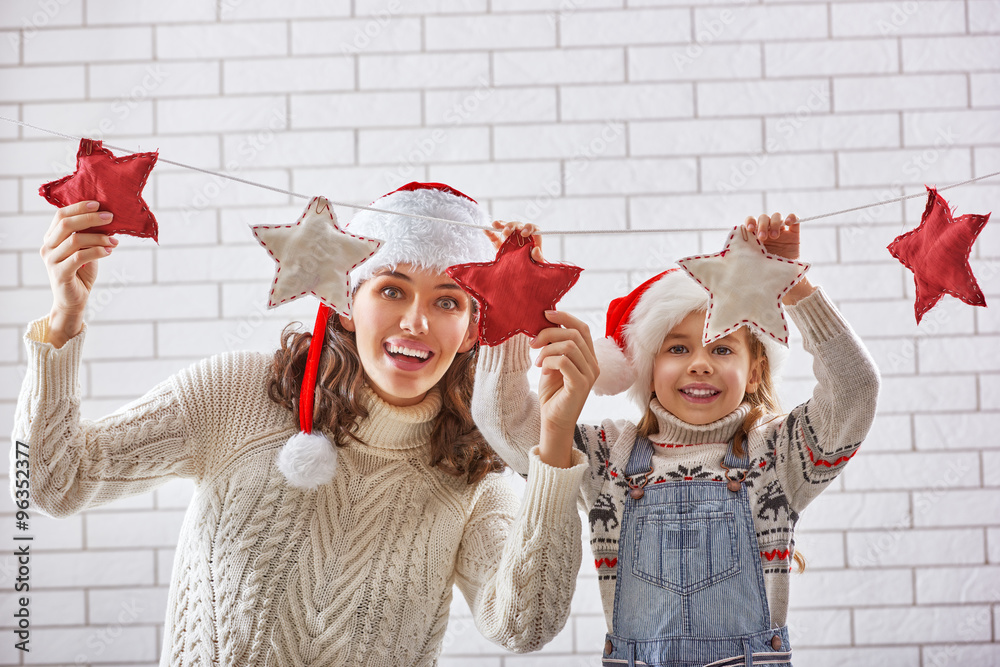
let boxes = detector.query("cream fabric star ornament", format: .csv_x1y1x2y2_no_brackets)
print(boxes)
252,196,383,316
677,226,809,347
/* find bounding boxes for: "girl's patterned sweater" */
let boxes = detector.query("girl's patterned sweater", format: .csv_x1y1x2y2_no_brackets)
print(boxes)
472,288,880,630
11,316,588,666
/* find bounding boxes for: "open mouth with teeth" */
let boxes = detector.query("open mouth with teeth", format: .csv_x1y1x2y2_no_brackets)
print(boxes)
679,387,722,403
383,341,435,370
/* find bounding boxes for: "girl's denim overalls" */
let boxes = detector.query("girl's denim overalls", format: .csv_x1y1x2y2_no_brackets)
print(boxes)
602,436,793,667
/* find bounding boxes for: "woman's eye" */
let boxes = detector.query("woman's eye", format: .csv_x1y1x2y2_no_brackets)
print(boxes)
437,297,459,311
381,286,403,299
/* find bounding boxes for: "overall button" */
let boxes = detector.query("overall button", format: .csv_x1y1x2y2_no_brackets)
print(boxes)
629,487,644,500
605,639,613,654
727,479,742,492
771,635,782,650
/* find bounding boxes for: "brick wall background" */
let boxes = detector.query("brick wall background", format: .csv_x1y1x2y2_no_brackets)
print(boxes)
0,0,998,665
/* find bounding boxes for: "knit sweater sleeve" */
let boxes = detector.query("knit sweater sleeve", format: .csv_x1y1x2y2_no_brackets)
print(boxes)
454,446,586,653
472,336,539,476
9,317,200,518
472,335,619,507
770,287,881,513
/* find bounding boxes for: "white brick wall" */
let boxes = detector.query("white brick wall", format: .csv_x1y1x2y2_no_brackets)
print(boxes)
0,1,997,665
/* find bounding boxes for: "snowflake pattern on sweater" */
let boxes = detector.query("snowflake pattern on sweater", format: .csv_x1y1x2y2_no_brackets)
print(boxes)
473,287,880,630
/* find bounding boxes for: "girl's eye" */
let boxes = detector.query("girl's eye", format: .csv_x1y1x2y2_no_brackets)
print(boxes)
667,345,687,354
381,286,403,299
714,346,733,355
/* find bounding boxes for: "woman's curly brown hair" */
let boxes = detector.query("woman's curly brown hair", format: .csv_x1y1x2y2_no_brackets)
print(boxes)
267,311,506,485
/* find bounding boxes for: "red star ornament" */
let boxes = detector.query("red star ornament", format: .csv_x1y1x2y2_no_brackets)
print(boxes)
446,234,583,346
678,226,810,347
39,138,159,241
888,187,990,324
252,196,383,316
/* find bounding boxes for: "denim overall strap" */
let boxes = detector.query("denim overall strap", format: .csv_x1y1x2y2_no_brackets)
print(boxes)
722,439,750,470
625,435,655,477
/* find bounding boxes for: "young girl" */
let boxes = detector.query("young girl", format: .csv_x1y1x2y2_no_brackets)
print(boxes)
474,215,881,666
12,183,592,666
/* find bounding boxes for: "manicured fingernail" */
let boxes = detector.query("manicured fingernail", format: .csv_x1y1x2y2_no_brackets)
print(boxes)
86,201,99,210
105,246,113,254
99,212,113,220
109,237,119,246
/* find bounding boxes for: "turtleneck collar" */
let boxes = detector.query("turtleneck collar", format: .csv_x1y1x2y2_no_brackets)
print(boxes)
353,385,442,452
646,400,751,446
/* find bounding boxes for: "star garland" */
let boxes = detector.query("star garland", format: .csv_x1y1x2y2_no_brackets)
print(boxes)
447,234,583,345
39,138,159,241
251,196,382,316
888,187,990,323
678,227,810,346
35,133,994,329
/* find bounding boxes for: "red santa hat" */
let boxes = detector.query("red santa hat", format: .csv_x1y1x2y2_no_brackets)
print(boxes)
277,182,494,490
593,269,787,410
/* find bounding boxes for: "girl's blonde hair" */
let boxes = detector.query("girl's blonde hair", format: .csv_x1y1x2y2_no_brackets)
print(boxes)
636,326,806,572
267,313,505,485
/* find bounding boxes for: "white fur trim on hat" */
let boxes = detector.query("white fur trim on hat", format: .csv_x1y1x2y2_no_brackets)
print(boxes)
593,335,635,396
277,431,338,490
344,186,495,290
621,271,787,410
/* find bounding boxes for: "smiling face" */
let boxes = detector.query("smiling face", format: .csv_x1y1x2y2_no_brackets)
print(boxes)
339,263,478,407
650,310,762,425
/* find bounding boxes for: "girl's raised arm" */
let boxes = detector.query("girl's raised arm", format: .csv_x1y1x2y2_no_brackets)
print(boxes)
747,214,881,511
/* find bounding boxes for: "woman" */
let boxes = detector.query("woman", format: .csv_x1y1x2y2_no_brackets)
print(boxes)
12,183,595,666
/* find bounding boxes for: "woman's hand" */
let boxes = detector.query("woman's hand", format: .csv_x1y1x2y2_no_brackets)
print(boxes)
485,220,544,263
40,201,117,347
743,212,816,305
487,219,596,467
531,310,600,468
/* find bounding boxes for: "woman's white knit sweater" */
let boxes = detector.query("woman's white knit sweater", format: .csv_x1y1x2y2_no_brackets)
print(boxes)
10,317,587,666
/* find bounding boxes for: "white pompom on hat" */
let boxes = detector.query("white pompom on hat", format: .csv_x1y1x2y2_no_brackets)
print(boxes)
592,269,787,410
277,182,494,490
276,302,339,490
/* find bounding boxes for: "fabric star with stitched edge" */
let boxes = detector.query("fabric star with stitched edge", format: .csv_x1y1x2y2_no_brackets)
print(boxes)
678,226,810,347
446,234,583,346
39,138,159,241
252,196,383,316
888,187,990,324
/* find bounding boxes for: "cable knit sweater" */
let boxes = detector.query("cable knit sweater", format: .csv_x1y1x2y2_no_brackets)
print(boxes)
472,287,880,631
11,316,587,667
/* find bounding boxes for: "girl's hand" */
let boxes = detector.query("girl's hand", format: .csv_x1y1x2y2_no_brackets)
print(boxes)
485,220,544,263
531,310,600,468
744,212,816,304
744,212,799,260
40,201,118,347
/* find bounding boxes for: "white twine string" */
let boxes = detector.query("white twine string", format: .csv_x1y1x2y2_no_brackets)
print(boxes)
3,115,997,235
